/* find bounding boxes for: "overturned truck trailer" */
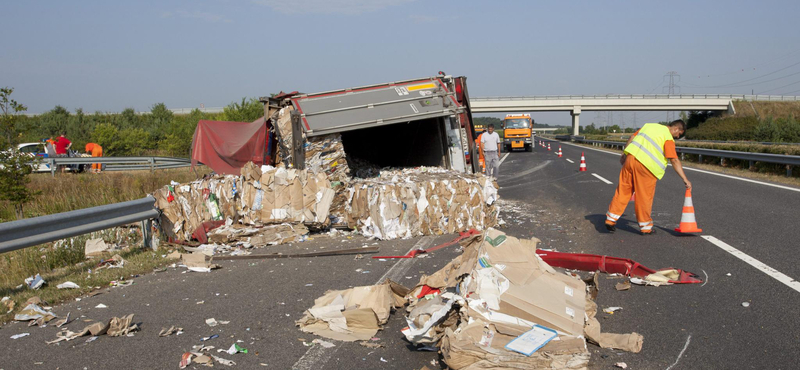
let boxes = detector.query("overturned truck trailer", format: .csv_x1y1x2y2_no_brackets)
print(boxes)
263,74,481,174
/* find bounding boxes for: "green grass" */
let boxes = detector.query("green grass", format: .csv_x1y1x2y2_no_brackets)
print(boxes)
0,167,209,324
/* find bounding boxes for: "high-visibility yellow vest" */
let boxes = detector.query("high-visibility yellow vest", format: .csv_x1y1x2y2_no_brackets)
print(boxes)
624,123,673,179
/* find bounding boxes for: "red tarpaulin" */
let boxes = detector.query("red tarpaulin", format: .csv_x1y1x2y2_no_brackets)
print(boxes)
191,118,272,175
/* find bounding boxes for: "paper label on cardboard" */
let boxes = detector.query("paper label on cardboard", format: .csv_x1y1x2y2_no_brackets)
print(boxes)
478,329,495,347
565,307,575,318
504,325,558,356
564,286,574,297
494,264,507,271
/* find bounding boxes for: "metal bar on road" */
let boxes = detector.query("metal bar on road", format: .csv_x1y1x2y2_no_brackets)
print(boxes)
0,196,159,254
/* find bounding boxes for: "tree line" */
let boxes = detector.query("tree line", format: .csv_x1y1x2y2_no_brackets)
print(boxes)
1,97,266,157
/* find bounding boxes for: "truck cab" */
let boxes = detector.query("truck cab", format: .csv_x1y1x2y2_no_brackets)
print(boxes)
502,114,533,152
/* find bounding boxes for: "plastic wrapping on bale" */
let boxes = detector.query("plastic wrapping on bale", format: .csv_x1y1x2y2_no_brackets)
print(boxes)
343,167,499,240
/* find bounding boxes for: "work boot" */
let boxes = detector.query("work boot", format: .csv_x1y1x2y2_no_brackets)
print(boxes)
642,228,657,236
605,222,616,233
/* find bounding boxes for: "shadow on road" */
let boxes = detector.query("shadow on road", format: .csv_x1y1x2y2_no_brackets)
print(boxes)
584,213,638,234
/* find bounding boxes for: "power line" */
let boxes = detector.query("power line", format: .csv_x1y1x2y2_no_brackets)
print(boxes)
692,48,800,79
758,79,800,94
684,59,800,88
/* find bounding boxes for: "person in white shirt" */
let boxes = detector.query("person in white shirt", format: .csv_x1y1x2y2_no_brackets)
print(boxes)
480,124,502,178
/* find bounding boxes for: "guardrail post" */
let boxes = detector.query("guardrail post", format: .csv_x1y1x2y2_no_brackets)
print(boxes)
749,160,755,170
681,153,685,161
698,154,703,163
149,157,155,172
50,158,56,177
788,165,793,177
141,219,153,249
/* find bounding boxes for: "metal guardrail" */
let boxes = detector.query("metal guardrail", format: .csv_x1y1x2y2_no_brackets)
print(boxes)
471,94,800,101
564,138,800,176
0,196,158,254
44,156,193,175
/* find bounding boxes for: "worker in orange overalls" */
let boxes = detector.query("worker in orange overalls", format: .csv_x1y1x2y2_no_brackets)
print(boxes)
604,120,692,235
474,131,486,173
85,143,103,173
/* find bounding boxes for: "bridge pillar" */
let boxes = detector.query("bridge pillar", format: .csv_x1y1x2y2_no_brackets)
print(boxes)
571,107,581,136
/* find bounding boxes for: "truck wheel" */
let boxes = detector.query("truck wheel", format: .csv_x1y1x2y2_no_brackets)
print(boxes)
526,144,532,152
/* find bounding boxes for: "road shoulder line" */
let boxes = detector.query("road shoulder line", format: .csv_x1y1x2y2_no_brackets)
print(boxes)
551,140,800,193
702,235,800,294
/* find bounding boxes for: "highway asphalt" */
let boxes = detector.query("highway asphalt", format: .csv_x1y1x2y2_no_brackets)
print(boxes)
1,139,798,369
499,138,800,370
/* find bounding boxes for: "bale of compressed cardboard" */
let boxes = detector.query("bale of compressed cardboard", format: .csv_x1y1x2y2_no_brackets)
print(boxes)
343,167,499,240
153,163,334,241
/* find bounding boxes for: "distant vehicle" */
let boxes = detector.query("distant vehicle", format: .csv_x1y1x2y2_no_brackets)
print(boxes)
502,114,533,152
2,143,87,173
11,142,51,172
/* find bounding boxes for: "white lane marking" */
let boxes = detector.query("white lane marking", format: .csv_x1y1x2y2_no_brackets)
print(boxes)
665,335,692,370
591,173,613,184
558,141,800,193
292,237,433,370
499,153,510,166
701,270,708,287
681,166,800,193
702,235,800,293
565,159,574,163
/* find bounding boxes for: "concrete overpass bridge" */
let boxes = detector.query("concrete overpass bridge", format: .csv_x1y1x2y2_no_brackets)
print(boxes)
469,94,800,135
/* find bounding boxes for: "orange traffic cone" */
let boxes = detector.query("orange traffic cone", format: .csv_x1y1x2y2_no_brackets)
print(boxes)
675,189,703,233
547,143,551,151
557,146,562,157
579,152,587,171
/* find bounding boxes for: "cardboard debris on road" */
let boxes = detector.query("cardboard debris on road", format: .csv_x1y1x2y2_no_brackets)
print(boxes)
47,314,139,344
344,168,499,240
14,303,57,326
296,280,409,342
208,223,309,246
181,253,220,273
298,229,643,369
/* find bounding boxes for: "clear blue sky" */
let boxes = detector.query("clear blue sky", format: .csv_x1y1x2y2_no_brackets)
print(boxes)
3,0,799,126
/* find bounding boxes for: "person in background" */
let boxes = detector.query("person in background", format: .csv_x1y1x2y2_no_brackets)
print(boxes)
85,142,103,173
475,131,485,173
480,124,502,179
44,137,56,157
604,120,692,235
53,132,71,173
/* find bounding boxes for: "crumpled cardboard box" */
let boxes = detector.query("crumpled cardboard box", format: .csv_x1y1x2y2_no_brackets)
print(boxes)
296,280,408,342
406,228,641,370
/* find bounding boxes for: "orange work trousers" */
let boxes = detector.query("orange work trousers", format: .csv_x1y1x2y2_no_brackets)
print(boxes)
91,147,103,172
605,155,657,232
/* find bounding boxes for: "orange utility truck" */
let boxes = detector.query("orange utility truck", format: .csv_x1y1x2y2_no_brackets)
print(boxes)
502,113,533,152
